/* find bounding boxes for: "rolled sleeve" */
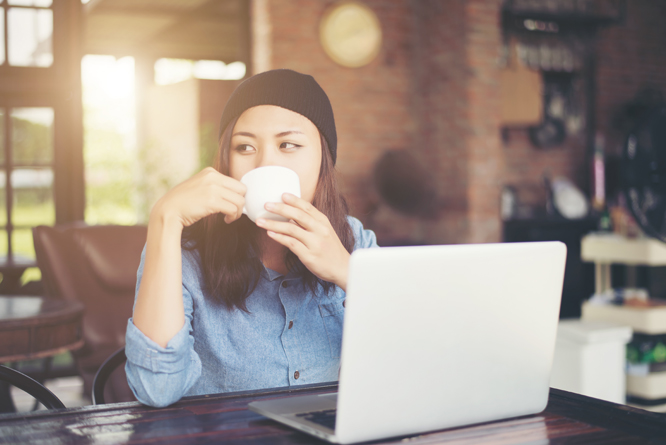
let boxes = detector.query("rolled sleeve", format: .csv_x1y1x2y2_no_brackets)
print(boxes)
125,317,192,374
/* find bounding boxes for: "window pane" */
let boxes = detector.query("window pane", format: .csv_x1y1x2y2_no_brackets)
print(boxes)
8,8,53,67
0,170,6,227
0,229,6,261
8,0,53,6
12,228,35,261
0,8,5,65
0,109,4,165
11,108,53,164
11,168,54,226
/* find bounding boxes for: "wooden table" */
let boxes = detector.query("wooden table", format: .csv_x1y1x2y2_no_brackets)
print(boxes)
1,383,666,444
0,296,84,412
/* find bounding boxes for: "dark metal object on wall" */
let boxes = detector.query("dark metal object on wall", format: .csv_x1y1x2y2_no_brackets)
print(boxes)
622,105,666,242
529,117,566,147
373,150,439,219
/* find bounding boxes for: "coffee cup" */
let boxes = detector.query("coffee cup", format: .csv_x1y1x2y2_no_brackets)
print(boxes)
240,166,301,223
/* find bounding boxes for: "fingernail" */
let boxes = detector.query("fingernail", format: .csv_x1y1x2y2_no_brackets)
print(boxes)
256,218,266,226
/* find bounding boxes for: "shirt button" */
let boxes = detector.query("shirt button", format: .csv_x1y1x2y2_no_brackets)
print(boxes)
282,281,288,288
294,371,300,379
288,321,293,329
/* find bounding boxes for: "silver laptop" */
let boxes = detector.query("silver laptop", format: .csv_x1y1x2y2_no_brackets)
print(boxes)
249,241,566,444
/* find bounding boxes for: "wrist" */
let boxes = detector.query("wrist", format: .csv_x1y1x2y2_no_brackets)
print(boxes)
150,200,183,232
149,202,184,241
334,251,351,292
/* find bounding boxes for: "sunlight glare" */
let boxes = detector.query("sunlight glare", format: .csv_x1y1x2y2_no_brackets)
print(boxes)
81,54,135,143
155,58,246,85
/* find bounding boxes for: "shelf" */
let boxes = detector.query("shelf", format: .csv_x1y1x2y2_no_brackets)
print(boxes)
581,233,666,266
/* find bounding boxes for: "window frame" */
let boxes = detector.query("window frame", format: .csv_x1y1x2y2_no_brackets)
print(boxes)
0,0,83,280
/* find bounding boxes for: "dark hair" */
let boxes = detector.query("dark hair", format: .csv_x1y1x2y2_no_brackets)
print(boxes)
183,118,354,312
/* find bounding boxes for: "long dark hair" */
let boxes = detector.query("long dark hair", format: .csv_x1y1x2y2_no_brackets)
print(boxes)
183,118,354,311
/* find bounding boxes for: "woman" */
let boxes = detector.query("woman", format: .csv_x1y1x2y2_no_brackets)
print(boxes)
125,69,379,407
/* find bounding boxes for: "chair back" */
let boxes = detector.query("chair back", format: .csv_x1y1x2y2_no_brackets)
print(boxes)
0,365,65,411
33,224,146,403
92,346,127,405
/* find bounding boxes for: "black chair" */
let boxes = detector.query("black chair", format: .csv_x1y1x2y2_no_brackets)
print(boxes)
92,347,127,405
0,365,65,411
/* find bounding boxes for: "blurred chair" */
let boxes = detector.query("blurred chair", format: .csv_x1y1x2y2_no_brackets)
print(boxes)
92,346,126,405
33,224,146,403
0,365,65,410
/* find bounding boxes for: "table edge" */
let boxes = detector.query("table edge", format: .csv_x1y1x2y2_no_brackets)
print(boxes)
0,339,84,363
4,385,666,440
0,298,84,327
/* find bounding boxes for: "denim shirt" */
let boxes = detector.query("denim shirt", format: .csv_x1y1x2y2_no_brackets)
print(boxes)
125,216,378,407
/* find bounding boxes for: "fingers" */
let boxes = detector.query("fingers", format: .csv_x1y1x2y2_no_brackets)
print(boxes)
197,168,246,222
214,184,245,217
264,203,317,231
263,193,327,230
200,167,247,196
256,218,313,247
265,230,309,258
281,193,322,218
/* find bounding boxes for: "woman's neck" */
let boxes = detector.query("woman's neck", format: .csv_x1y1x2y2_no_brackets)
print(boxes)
259,231,289,275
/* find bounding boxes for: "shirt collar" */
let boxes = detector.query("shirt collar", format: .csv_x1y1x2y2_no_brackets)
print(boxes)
263,265,284,281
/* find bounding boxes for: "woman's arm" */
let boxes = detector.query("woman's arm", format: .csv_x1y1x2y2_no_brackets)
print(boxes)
132,167,246,348
132,212,185,348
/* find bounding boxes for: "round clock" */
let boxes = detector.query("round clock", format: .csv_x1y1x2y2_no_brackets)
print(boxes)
319,1,382,68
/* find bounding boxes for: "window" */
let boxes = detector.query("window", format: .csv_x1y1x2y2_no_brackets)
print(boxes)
0,0,84,293
1,0,54,68
0,107,54,262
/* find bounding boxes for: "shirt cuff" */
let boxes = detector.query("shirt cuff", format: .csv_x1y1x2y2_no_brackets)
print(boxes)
125,318,192,374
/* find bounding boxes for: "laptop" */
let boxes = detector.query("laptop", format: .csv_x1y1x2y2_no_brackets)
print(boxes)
249,241,567,444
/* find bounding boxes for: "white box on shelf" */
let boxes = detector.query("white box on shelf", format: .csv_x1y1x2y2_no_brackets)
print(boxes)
581,233,666,266
581,301,666,335
550,319,632,404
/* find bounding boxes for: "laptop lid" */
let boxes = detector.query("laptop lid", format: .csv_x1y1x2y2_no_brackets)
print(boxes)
335,242,566,444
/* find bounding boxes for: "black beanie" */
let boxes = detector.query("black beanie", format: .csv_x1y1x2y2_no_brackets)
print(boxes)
218,69,338,164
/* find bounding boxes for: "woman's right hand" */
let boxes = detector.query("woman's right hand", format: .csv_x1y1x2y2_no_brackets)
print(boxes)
151,167,247,229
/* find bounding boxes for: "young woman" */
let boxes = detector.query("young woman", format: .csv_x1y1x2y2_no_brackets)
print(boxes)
125,69,379,407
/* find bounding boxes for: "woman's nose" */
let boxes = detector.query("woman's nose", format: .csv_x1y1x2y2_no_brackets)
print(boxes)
256,147,282,168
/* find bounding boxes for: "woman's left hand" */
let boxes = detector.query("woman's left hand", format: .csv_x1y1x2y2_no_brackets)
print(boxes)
255,193,350,291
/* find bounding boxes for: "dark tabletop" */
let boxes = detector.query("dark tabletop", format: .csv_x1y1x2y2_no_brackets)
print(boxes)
1,383,665,444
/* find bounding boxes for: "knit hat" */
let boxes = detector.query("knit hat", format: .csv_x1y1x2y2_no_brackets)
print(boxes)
218,69,338,164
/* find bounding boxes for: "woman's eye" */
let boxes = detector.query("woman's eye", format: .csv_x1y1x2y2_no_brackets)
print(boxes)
235,144,255,153
280,142,300,150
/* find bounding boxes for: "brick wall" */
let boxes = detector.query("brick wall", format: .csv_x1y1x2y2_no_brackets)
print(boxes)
258,0,666,245
267,0,418,236
264,0,504,244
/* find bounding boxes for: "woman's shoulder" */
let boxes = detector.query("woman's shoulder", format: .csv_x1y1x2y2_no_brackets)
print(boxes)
346,215,379,250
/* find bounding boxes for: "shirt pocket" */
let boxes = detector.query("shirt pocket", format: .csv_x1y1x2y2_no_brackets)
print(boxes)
319,301,345,358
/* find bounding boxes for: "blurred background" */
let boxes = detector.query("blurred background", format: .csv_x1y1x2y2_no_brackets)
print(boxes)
1,0,665,411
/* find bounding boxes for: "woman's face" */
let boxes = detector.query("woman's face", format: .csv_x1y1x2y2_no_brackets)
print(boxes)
229,105,323,204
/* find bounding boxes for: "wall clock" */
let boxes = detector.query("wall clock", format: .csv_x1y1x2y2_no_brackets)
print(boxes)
319,1,382,68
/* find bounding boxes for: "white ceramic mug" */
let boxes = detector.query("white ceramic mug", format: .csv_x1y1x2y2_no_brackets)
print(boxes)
240,166,301,223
